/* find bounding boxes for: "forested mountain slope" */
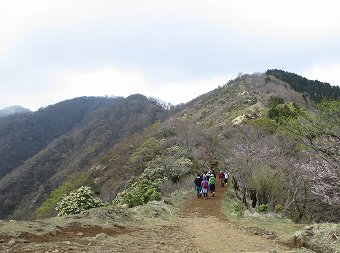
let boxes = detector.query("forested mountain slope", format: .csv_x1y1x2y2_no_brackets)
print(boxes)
180,73,339,221
0,97,116,178
89,73,339,223
0,95,170,219
266,69,340,101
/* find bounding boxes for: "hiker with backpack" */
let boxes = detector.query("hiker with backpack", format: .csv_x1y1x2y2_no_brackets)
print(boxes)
208,174,216,197
201,176,209,199
194,174,202,198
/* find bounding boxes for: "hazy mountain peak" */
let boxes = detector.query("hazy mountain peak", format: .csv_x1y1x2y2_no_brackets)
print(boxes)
0,105,31,118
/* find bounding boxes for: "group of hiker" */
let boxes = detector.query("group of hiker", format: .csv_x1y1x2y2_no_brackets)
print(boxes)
194,168,229,199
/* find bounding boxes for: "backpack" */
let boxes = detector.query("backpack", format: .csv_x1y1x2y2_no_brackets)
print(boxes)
209,177,216,185
202,180,208,189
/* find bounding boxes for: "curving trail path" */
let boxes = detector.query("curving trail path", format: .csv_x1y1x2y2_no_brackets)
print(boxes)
178,182,296,253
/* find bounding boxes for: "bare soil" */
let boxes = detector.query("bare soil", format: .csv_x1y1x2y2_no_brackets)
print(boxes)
0,183,304,253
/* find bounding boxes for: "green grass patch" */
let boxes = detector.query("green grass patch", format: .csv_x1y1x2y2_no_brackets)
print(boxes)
36,182,73,218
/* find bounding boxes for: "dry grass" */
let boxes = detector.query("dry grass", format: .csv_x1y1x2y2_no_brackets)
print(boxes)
293,223,340,253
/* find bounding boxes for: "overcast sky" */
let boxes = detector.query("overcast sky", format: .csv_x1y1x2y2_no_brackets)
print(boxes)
1,0,340,110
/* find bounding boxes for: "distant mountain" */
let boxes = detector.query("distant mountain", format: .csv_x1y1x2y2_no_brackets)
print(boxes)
0,95,171,219
0,105,31,118
0,97,117,179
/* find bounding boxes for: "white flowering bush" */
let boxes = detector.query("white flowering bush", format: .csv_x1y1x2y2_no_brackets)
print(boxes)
56,186,103,216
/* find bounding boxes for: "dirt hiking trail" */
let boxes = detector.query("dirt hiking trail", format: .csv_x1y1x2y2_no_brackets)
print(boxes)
1,183,302,253
179,183,296,253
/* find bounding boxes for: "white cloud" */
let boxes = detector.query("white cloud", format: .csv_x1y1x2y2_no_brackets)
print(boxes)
54,67,150,98
155,74,233,104
207,0,340,39
1,0,339,56
304,64,340,86
0,1,339,110
0,0,123,56
46,66,233,108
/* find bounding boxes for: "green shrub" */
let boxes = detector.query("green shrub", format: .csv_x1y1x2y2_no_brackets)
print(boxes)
264,76,271,83
275,204,284,213
234,202,245,217
56,186,103,216
249,117,278,132
256,204,269,213
267,100,303,124
122,179,161,207
157,126,176,138
267,96,284,108
129,137,162,166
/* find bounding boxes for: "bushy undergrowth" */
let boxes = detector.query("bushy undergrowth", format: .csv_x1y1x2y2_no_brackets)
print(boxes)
56,186,103,216
234,202,245,217
256,204,269,213
120,179,162,207
129,137,162,165
266,96,303,124
249,117,278,132
250,166,285,206
275,204,284,213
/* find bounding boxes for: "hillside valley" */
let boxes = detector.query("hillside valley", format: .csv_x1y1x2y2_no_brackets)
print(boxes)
0,95,172,219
